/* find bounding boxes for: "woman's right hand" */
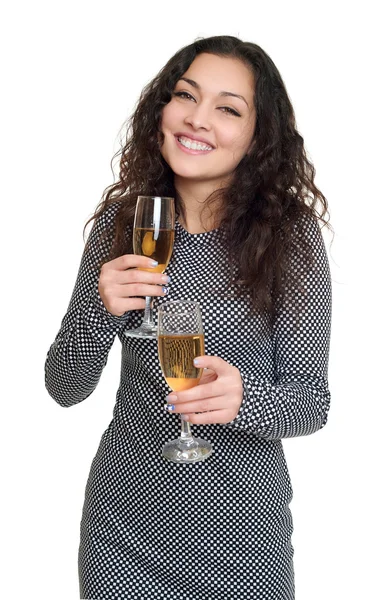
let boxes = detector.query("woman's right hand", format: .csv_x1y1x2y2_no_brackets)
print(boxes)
98,255,170,317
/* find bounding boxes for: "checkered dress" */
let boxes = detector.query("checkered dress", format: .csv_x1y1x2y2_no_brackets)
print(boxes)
45,202,332,599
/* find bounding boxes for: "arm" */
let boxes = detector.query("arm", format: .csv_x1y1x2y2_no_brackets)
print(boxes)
229,213,332,440
44,203,130,407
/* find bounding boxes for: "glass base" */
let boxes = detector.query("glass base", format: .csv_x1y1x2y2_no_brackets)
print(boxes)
124,323,158,338
162,437,213,464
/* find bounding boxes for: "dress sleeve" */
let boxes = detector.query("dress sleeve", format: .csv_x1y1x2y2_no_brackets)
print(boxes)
45,203,132,407
227,213,332,440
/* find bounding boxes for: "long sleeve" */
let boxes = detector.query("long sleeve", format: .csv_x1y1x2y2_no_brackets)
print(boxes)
228,213,332,440
45,202,131,407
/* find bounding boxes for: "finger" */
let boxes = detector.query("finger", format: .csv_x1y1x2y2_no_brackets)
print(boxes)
165,396,223,415
202,368,216,376
117,283,169,298
101,283,168,313
198,369,217,385
107,255,160,271
168,381,219,404
112,269,170,286
192,355,231,376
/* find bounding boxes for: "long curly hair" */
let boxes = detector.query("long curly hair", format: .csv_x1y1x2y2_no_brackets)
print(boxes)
85,35,331,319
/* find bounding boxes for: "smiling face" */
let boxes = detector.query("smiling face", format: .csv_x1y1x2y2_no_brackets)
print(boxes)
160,53,256,191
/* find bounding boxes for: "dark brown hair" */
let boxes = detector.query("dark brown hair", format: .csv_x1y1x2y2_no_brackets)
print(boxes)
85,35,332,318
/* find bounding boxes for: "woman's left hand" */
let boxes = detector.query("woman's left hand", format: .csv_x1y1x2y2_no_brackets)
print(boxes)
164,356,244,425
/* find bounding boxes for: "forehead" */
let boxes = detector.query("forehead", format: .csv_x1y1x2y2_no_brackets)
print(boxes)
180,53,255,99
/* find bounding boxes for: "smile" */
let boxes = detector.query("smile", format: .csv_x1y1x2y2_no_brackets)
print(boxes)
175,135,214,153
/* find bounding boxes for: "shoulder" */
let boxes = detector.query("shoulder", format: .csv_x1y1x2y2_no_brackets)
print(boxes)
85,200,126,246
282,210,330,286
288,210,328,258
84,201,124,265
93,200,122,230
292,209,322,238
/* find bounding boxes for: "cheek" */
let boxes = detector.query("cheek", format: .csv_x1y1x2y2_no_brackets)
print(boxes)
160,107,169,134
220,129,252,157
224,122,255,157
161,101,184,133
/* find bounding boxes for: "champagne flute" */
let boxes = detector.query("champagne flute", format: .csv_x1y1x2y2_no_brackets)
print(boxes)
158,300,213,463
125,196,175,338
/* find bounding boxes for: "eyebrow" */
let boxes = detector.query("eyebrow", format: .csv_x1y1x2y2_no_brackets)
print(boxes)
178,77,249,108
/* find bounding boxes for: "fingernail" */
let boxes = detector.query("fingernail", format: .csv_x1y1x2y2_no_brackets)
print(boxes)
181,414,189,421
166,395,177,402
150,260,158,267
161,275,170,283
162,286,169,295
193,358,202,367
164,404,175,412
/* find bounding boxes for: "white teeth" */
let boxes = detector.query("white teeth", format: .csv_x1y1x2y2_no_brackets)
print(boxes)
177,136,213,151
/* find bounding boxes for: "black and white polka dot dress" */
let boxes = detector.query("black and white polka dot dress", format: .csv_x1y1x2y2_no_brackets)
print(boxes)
45,202,332,600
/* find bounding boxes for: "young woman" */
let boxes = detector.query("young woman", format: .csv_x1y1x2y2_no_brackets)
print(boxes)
45,35,332,600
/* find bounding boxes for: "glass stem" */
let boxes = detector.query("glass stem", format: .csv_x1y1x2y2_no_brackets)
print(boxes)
143,296,154,325
179,416,194,444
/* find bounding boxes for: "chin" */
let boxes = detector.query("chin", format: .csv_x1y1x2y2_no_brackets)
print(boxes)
172,168,215,182
163,159,208,180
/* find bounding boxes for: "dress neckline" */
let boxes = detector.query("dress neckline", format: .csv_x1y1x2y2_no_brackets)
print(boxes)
175,219,224,246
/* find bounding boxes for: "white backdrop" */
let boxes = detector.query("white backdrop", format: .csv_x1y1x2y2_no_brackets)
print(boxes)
1,1,384,598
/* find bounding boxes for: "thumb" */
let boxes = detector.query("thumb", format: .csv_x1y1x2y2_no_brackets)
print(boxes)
193,355,230,376
198,368,217,385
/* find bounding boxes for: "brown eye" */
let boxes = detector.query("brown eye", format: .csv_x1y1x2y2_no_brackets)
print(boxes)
219,107,241,117
173,91,195,101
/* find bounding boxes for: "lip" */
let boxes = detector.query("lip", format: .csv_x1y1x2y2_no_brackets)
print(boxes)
174,132,215,148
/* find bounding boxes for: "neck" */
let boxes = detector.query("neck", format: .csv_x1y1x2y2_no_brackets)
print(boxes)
174,176,227,233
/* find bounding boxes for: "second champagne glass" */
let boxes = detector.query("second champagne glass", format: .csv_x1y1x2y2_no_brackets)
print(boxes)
158,300,213,463
125,196,175,339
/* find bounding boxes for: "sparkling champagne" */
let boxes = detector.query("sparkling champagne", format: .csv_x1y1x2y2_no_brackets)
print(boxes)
134,227,174,273
158,333,205,392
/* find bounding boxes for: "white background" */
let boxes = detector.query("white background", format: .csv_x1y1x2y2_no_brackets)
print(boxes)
1,1,384,598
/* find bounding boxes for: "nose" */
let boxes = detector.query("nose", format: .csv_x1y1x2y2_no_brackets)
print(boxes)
184,101,212,131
